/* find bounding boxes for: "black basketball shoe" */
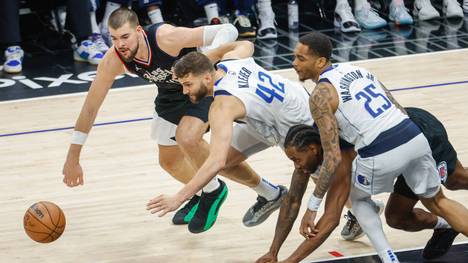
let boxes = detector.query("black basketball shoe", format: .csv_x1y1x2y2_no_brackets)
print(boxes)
172,195,200,225
422,228,459,259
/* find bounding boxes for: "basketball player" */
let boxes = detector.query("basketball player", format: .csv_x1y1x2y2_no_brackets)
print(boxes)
62,8,281,234
257,107,468,262
146,39,316,228
293,31,468,262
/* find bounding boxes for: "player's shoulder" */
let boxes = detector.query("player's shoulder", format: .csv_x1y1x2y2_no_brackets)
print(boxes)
98,46,125,75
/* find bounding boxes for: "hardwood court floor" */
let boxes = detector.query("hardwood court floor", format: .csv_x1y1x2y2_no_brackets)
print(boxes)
1,49,467,263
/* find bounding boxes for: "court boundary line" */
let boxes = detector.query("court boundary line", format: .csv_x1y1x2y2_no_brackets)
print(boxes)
308,240,468,262
0,48,466,105
1,78,467,138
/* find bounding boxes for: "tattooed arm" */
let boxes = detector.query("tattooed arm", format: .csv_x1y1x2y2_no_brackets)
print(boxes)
379,81,407,114
309,82,341,200
256,169,309,263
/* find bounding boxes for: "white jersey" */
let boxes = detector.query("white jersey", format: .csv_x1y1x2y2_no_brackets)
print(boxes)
214,57,313,147
319,63,408,150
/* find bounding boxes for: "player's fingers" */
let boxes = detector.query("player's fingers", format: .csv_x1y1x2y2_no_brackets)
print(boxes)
78,174,84,185
158,208,169,217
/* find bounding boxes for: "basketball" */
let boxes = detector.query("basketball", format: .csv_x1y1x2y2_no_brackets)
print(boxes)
23,201,66,243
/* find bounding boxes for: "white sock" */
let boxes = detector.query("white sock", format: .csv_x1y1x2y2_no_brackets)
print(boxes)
434,216,451,229
90,11,100,34
253,178,280,201
195,191,202,197
351,188,398,262
202,177,221,193
378,249,399,263
103,2,121,28
336,0,349,6
354,0,369,10
148,8,164,24
204,3,219,21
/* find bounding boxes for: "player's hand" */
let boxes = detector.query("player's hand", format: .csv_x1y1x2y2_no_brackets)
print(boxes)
146,194,184,217
62,160,84,187
255,251,278,263
299,209,318,239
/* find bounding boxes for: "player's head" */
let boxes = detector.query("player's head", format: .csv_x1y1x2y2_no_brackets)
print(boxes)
284,124,323,175
108,8,141,62
293,32,332,82
173,51,215,103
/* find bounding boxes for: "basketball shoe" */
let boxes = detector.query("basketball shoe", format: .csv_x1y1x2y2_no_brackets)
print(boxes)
3,46,24,74
334,1,361,33
422,228,459,259
242,185,288,227
188,179,228,233
354,1,387,30
341,199,385,240
172,195,200,225
74,40,104,65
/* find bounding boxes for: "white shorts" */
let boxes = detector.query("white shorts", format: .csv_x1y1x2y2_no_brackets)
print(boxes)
352,133,441,198
231,123,272,157
150,112,177,146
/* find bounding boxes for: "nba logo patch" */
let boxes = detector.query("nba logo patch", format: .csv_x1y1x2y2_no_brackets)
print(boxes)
357,174,370,186
438,161,448,183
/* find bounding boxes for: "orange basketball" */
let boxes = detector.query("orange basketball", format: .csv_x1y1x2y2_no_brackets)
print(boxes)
23,201,66,243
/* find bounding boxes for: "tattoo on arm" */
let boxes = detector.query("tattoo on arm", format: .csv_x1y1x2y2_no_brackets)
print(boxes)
270,169,309,253
309,83,341,199
379,81,407,114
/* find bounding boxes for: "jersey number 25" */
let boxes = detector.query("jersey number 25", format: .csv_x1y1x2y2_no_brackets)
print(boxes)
355,84,392,118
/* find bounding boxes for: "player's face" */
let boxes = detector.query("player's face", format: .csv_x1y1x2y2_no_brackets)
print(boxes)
110,23,140,62
285,145,322,175
179,73,210,103
293,43,325,82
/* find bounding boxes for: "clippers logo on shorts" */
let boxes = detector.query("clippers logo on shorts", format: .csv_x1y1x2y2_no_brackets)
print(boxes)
438,161,448,183
357,174,370,186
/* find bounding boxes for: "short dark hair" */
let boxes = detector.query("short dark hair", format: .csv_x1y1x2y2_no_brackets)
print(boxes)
108,7,139,30
299,32,332,61
284,124,321,151
173,51,214,79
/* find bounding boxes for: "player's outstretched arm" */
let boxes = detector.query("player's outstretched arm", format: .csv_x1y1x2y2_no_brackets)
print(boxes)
280,149,355,263
256,169,309,263
62,50,124,187
147,96,246,216
157,24,238,57
204,41,254,62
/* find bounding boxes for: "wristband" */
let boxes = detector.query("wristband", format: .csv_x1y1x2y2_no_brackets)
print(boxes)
308,195,323,211
71,131,88,145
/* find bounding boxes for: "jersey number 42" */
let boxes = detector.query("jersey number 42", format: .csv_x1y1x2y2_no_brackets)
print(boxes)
255,71,285,104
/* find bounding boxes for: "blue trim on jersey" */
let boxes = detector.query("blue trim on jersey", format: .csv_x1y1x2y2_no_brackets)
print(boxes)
214,77,224,86
217,64,228,73
320,65,336,76
214,90,232,96
358,118,421,158
318,78,331,84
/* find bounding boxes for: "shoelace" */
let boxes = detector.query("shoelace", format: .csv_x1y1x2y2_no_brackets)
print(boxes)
6,51,23,60
85,41,102,56
235,15,251,27
360,2,381,19
93,35,109,51
252,196,268,213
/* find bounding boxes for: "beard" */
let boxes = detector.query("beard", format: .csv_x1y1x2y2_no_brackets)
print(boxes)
118,42,139,62
189,82,209,103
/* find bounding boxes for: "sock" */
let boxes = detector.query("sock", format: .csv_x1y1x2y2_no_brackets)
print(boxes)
351,188,398,262
253,178,280,201
392,0,404,5
148,8,163,24
90,11,100,34
257,0,272,10
434,216,451,229
202,177,221,193
354,0,368,10
336,0,349,6
102,2,121,28
204,3,219,21
196,191,202,197
378,249,399,263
